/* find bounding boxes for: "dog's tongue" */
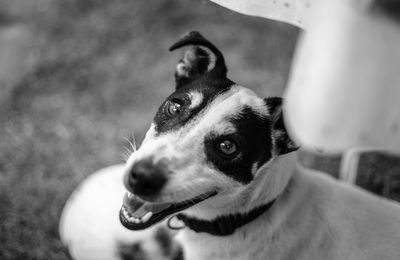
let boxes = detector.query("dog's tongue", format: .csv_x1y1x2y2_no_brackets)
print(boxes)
123,192,171,218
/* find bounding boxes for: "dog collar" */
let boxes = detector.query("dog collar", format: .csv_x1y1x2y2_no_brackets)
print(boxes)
174,199,275,236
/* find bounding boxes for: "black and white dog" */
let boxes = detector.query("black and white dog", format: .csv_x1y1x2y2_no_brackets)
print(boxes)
118,31,400,260
60,31,400,260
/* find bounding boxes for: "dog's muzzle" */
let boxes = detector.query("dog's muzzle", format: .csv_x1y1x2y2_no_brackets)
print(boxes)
120,158,218,230
119,190,217,230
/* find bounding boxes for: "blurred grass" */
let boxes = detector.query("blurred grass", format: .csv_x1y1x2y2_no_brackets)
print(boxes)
0,1,299,259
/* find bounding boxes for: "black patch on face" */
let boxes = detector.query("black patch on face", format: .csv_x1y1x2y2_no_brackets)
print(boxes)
204,106,272,184
153,78,234,134
118,242,147,260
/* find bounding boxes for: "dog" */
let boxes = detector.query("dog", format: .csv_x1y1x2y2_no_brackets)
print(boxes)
117,31,400,260
116,31,400,260
60,31,400,260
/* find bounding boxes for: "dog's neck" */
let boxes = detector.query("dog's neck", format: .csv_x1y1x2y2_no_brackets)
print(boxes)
176,198,276,236
180,152,297,226
175,153,303,260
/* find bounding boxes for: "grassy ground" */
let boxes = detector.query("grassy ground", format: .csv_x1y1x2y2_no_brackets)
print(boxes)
0,1,299,259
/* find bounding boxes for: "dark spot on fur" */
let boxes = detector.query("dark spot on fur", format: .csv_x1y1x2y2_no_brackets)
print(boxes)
154,31,234,134
155,227,173,256
204,106,272,184
172,248,184,260
174,47,211,88
153,226,184,260
118,242,148,260
265,97,298,155
153,78,233,134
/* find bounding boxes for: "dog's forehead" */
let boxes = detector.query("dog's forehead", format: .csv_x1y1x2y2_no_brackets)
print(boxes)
152,82,268,135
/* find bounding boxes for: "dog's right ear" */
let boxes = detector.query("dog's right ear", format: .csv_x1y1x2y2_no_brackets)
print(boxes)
265,97,299,155
169,31,227,89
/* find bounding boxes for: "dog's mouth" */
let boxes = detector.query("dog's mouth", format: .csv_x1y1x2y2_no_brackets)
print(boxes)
119,190,217,230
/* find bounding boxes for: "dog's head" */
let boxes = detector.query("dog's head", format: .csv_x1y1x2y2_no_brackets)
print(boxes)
120,31,297,230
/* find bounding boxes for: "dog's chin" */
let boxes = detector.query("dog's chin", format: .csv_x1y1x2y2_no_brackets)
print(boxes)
119,190,217,230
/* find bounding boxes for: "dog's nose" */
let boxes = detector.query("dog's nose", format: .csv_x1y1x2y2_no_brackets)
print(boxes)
126,159,167,196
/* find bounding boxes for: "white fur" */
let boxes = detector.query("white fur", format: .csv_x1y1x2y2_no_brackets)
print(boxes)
189,91,204,109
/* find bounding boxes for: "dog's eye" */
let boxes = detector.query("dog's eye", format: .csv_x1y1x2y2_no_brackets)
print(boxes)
166,101,182,116
217,140,238,157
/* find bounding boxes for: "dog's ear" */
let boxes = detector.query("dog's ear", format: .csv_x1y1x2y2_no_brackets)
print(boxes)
265,97,299,155
169,31,227,89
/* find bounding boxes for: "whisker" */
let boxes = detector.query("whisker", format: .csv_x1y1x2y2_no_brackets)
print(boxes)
122,132,138,162
123,146,132,155
123,137,134,153
130,132,137,152
121,150,131,162
122,147,132,160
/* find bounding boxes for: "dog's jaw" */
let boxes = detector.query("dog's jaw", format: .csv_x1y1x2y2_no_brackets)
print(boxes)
120,190,218,230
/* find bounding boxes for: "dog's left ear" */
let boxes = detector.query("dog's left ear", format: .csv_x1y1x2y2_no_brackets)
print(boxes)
265,97,299,155
169,31,227,89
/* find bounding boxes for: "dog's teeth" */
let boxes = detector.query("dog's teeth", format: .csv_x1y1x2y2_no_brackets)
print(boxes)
127,192,134,199
141,212,153,223
133,217,141,224
123,209,133,220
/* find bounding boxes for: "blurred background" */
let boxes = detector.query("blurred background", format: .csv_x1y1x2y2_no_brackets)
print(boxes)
0,1,399,259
